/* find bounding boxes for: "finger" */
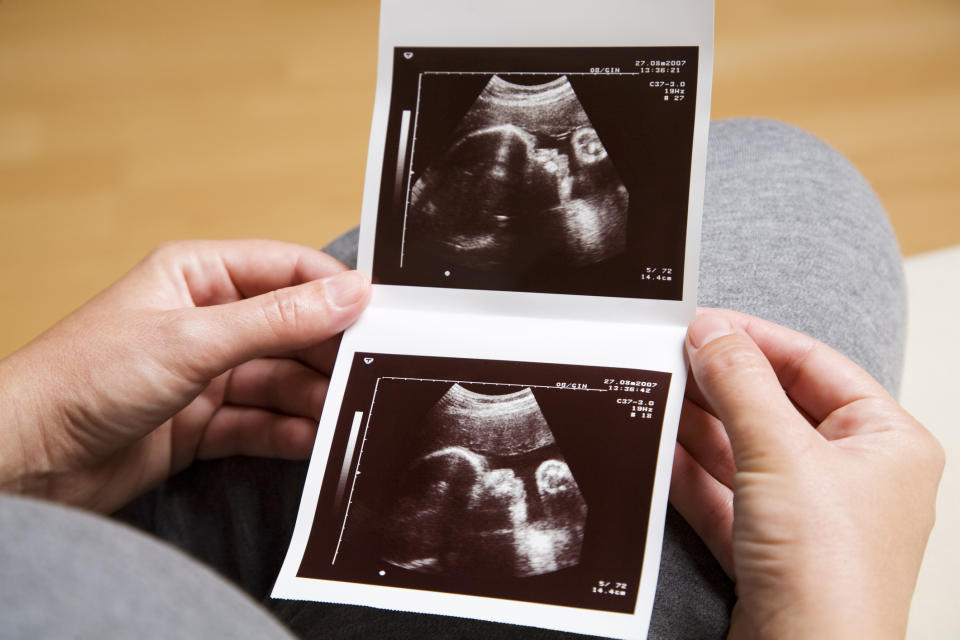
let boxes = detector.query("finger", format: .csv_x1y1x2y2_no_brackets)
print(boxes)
294,333,343,375
683,366,712,415
224,358,330,419
817,393,915,442
686,311,818,470
670,444,734,576
677,398,736,489
686,369,817,432
197,406,319,460
148,239,350,306
697,308,890,424
173,270,370,380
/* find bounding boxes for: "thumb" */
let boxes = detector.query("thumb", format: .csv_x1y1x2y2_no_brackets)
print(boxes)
177,270,370,378
685,311,815,472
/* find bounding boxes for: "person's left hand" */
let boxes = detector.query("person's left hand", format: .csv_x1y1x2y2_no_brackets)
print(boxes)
0,240,371,513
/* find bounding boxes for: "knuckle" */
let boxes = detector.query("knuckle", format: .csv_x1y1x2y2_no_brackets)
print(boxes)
921,434,945,529
162,308,203,347
146,240,193,264
704,492,733,539
899,413,947,476
143,240,211,273
261,289,316,340
708,448,736,484
924,431,947,475
155,309,214,381
696,337,767,388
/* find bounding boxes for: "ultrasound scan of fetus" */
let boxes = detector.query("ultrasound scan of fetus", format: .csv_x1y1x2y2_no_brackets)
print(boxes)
297,352,672,611
408,75,628,272
381,384,588,579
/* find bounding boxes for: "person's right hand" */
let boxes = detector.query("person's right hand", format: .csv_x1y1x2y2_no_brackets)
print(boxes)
0,239,370,514
671,309,944,640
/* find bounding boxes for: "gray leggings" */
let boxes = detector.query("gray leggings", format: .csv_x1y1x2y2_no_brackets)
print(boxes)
0,119,904,639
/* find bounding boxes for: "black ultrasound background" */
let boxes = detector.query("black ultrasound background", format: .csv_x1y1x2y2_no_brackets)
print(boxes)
372,47,698,300
298,353,671,614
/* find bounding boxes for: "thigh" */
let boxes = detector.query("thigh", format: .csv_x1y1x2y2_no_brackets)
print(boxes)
1,494,294,639
699,118,905,395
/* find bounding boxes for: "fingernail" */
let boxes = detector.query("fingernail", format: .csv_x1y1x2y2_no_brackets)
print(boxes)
688,313,734,349
322,271,367,309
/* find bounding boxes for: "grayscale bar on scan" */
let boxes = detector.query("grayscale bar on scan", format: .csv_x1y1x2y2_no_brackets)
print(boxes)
396,109,411,267
334,411,365,514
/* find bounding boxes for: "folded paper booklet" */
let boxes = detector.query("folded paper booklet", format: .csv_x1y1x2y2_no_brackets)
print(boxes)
273,1,714,637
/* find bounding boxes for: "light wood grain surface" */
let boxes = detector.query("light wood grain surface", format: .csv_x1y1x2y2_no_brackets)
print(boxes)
1,0,958,357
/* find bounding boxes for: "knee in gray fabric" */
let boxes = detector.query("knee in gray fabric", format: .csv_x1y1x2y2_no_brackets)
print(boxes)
700,118,906,395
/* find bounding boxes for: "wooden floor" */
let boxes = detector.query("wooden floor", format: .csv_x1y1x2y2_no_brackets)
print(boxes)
1,0,958,357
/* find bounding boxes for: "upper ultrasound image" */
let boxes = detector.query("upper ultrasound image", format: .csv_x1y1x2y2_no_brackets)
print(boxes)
372,47,698,299
382,383,588,579
408,75,628,272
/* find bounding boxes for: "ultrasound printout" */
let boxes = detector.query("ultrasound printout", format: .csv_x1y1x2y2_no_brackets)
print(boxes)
298,353,670,614
374,47,697,300
274,2,714,638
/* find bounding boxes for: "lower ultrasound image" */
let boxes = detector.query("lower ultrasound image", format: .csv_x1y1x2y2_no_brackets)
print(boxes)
381,383,588,579
298,353,671,613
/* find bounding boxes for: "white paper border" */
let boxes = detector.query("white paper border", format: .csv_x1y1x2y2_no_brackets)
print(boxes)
275,1,714,637
275,310,688,640
357,0,714,324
